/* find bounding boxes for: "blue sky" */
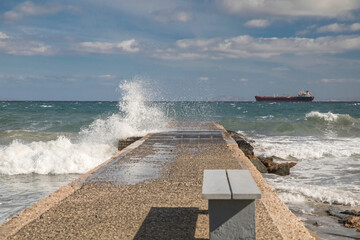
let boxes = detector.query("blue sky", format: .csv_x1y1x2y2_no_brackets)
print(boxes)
0,0,359,101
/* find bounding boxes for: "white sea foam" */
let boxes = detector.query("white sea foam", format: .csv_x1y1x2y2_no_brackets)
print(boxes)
272,182,360,206
277,192,308,204
243,127,360,208
305,111,353,122
0,79,169,175
277,192,315,215
260,115,274,119
0,138,115,175
253,135,360,160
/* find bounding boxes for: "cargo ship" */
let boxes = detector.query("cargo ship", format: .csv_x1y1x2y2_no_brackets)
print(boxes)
255,90,314,102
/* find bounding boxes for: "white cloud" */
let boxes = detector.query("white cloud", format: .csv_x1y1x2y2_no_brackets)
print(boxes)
153,9,193,23
78,39,140,54
350,23,360,31
176,11,192,22
317,23,345,33
6,42,53,56
99,74,116,79
0,32,10,39
117,39,140,52
239,78,248,82
0,33,54,56
320,78,360,83
154,34,360,60
176,39,217,49
199,77,209,81
152,52,206,60
3,1,78,23
217,0,360,18
244,19,270,28
317,22,360,33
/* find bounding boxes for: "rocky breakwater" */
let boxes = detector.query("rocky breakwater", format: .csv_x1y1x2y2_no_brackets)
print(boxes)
227,130,297,176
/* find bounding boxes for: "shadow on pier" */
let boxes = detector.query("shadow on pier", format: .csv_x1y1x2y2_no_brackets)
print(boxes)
134,207,208,240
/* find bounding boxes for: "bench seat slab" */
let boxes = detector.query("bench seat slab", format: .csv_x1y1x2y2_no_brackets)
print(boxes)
227,170,261,200
202,170,231,200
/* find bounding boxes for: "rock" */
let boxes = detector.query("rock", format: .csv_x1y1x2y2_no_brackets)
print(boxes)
327,208,349,219
312,221,321,227
249,158,268,173
227,130,254,156
279,162,297,168
341,210,360,216
237,140,254,156
258,156,276,168
344,216,360,225
343,216,360,231
327,207,360,232
257,157,296,176
226,130,297,176
227,130,247,140
271,165,290,176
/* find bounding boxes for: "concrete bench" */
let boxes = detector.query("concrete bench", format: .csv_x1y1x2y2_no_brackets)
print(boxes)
202,169,261,240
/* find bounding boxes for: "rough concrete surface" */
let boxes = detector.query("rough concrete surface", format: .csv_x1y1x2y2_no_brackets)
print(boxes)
1,121,317,240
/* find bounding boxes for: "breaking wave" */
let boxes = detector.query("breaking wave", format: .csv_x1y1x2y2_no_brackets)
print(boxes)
247,119,360,209
305,111,355,123
252,135,360,160
275,183,360,206
229,111,360,137
304,111,360,137
0,79,169,175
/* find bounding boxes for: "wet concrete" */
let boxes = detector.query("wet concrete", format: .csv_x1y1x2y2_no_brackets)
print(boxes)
86,122,225,185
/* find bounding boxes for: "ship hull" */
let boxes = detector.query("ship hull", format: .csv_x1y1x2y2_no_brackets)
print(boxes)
255,96,314,102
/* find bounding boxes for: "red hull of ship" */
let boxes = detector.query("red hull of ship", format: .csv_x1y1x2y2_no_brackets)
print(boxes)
255,96,314,102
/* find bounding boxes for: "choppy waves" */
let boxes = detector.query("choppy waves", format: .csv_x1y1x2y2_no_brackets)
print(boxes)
0,79,169,175
252,135,360,160
230,110,360,137
246,111,360,208
257,140,360,206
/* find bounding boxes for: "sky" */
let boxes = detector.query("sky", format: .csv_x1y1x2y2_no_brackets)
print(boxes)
0,0,360,101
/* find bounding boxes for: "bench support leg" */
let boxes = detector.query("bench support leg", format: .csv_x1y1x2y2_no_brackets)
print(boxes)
209,200,256,240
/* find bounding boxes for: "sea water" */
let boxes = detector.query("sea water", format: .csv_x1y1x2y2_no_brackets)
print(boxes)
1,82,359,238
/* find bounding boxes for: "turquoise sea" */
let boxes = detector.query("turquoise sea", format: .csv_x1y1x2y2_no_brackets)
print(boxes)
1,82,360,238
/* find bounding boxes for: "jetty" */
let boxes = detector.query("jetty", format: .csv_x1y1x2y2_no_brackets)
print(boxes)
0,121,316,239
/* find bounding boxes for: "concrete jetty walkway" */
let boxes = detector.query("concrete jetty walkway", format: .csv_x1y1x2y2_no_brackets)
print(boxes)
1,121,316,239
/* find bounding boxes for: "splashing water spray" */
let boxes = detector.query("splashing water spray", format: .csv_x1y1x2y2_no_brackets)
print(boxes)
0,77,170,175
118,79,169,133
